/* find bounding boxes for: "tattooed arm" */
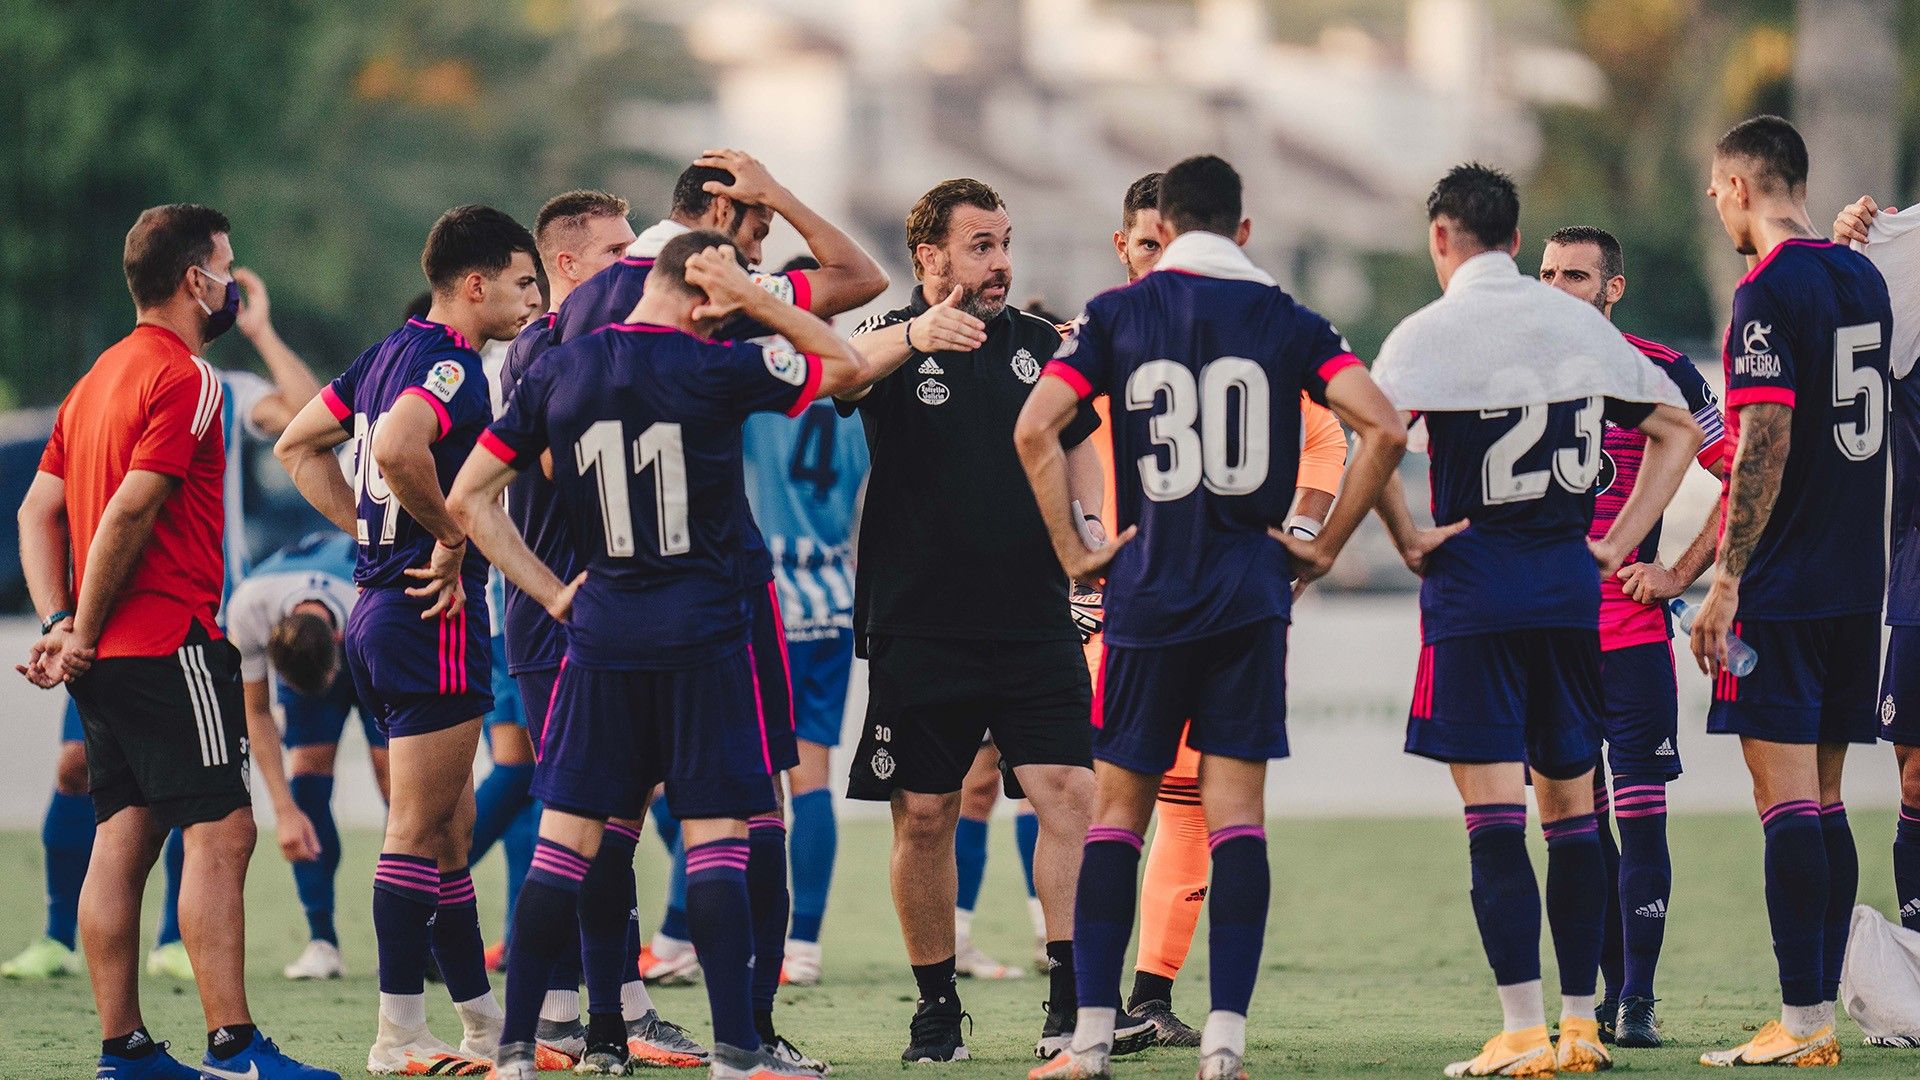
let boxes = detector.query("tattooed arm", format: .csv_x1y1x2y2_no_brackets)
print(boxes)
1687,403,1791,674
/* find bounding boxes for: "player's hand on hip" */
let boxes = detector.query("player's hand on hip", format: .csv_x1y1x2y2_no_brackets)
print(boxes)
1271,528,1334,598
684,245,755,321
1063,525,1135,587
1400,519,1469,576
278,807,321,862
406,539,466,619
696,149,789,210
546,571,587,624
1588,537,1632,579
1688,576,1740,676
1616,561,1686,605
909,286,987,353
234,267,272,340
1832,196,1883,245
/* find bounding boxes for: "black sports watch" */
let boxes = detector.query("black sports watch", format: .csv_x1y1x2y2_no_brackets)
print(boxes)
40,609,73,635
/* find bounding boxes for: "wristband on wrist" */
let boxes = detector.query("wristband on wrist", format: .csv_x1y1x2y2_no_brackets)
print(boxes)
40,610,73,635
1283,514,1321,541
903,317,921,354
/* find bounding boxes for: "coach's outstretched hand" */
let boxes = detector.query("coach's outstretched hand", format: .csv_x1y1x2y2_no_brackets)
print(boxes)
405,538,466,619
909,286,988,353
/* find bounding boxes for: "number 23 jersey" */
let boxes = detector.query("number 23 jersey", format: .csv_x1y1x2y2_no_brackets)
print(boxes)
480,322,820,669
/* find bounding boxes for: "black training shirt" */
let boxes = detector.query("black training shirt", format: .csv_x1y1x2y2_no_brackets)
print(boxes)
841,286,1100,649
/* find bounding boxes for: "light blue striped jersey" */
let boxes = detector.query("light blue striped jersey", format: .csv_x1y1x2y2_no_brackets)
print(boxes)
250,529,358,582
742,400,867,641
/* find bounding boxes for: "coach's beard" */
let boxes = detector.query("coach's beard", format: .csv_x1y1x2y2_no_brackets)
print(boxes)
960,274,1011,322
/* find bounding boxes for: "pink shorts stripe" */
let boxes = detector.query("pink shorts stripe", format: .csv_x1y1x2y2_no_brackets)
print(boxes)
1085,825,1143,851
1208,824,1266,850
745,643,774,774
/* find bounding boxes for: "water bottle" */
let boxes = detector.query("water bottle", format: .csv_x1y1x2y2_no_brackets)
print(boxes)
1668,598,1758,677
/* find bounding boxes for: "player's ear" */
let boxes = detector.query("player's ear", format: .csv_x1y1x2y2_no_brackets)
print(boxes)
464,269,488,304
1112,230,1127,263
1606,275,1626,307
1235,218,1252,247
1503,228,1521,257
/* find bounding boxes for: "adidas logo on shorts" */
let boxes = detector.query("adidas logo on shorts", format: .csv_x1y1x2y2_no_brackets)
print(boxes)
918,358,945,375
1901,897,1920,920
1655,739,1676,757
1634,899,1667,919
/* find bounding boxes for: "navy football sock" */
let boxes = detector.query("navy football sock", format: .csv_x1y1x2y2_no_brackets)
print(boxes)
787,789,835,944
289,774,341,944
581,822,640,1022
1761,801,1829,1007
1896,805,1920,932
155,829,184,946
431,868,491,1003
1073,826,1141,1013
1207,826,1269,1017
504,840,591,1046
1819,803,1857,1002
373,853,441,996
41,789,94,951
953,815,989,916
1543,813,1605,999
685,838,758,1051
1016,809,1040,899
1610,776,1671,1000
469,762,534,865
1592,776,1624,1001
1465,804,1541,988
748,814,790,1021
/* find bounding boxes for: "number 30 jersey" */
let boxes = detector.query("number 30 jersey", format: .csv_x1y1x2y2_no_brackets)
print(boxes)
480,322,821,669
1722,238,1892,620
1418,397,1652,643
1045,245,1360,647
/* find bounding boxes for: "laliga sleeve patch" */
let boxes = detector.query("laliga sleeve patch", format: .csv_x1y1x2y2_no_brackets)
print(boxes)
1054,314,1087,359
751,272,796,305
423,359,466,403
763,342,807,387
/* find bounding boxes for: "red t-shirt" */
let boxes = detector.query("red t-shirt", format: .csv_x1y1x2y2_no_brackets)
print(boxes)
40,325,227,658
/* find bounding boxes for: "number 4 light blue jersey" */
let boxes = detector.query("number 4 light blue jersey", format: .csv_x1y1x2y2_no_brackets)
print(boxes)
743,401,868,642
1045,232,1360,647
480,322,822,669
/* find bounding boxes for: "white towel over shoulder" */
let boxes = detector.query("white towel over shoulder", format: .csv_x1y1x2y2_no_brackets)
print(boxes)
1371,252,1685,413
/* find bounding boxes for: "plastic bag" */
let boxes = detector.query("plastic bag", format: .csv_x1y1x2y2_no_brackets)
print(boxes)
1839,903,1920,1043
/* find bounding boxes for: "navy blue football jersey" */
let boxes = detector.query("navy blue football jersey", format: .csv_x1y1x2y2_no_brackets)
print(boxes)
1722,239,1892,620
482,322,821,669
499,311,573,673
1046,269,1360,646
1418,396,1651,642
552,255,813,350
323,317,492,590
1893,347,1920,626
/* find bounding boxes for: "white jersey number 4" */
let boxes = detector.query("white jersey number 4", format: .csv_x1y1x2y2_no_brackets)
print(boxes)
575,419,691,558
1127,357,1271,501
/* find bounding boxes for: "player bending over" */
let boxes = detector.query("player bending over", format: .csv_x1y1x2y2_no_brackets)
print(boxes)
1018,154,1408,1080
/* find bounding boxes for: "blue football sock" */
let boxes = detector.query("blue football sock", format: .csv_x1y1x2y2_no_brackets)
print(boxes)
953,815,989,915
581,823,640,1019
470,762,535,865
660,832,690,942
288,774,340,945
504,840,590,1046
650,799,680,851
41,790,94,950
1072,826,1141,1013
1761,801,1829,1007
431,868,492,1003
685,839,757,1051
1591,776,1623,1000
1895,805,1920,932
373,853,440,996
501,801,537,943
1611,776,1670,1000
1207,826,1269,1017
1015,809,1040,900
787,789,835,944
1819,803,1857,1002
1542,813,1605,999
1464,804,1541,988
155,829,185,946
748,814,790,1025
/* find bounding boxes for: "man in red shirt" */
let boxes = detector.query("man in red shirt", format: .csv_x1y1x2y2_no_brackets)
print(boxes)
16,204,334,1080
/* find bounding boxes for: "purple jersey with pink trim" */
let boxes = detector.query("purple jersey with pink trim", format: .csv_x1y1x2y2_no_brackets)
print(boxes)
1591,333,1729,650
322,318,492,590
1046,269,1359,646
1721,239,1892,619
552,255,813,350
481,321,821,669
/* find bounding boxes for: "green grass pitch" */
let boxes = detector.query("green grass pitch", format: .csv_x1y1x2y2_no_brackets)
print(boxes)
0,812,1913,1077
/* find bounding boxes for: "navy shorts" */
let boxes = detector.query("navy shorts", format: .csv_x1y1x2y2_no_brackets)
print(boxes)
1094,617,1290,773
1406,628,1602,780
750,584,799,772
1883,626,1920,747
1707,614,1880,745
279,672,386,750
532,653,777,822
789,632,854,748
345,586,493,739
60,696,83,743
516,668,560,751
1597,641,1680,777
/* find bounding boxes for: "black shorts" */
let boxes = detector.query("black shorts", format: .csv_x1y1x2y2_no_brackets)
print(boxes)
69,623,251,829
847,635,1092,801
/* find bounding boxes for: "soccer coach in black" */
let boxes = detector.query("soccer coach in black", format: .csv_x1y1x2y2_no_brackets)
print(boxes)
841,178,1113,1062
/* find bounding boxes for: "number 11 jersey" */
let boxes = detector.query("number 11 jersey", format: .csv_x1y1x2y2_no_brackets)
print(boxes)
480,322,820,669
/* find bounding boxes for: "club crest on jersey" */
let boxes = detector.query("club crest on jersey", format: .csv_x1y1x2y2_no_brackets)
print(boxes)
1011,348,1040,384
424,359,465,403
763,343,807,387
870,747,896,780
917,378,950,406
1884,694,1898,728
